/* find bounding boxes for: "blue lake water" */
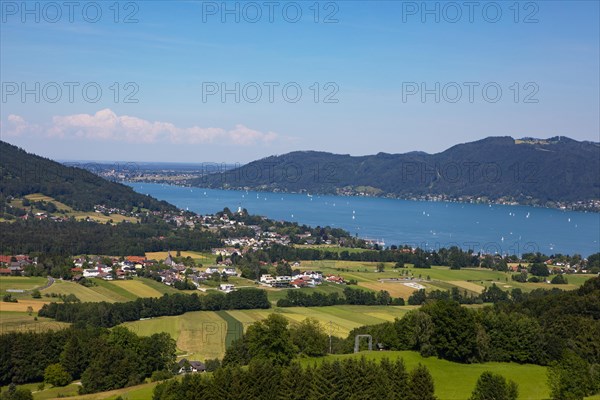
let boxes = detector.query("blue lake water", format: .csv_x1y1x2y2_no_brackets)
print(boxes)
129,183,600,257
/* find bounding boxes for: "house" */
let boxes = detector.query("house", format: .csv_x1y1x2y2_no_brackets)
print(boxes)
177,358,206,374
219,284,235,293
222,267,237,276
206,267,220,274
260,274,275,285
83,268,100,278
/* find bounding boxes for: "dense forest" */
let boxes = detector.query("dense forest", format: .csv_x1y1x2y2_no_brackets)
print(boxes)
0,218,222,256
153,357,442,400
0,326,176,392
195,136,600,205
0,141,176,212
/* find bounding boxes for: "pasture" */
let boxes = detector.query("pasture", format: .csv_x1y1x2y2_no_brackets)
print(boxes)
0,276,48,293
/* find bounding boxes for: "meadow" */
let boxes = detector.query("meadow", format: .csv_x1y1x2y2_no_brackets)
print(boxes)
7,194,140,224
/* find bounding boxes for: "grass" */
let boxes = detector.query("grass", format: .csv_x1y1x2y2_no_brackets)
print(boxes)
145,251,216,264
106,280,164,299
0,311,69,334
0,276,48,293
0,299,50,313
41,280,116,303
13,194,139,224
299,351,550,400
122,311,228,361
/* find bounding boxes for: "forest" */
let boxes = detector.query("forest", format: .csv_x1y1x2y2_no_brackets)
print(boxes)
0,141,176,212
0,326,176,392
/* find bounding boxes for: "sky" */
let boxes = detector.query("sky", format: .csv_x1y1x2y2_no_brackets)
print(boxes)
1,0,599,163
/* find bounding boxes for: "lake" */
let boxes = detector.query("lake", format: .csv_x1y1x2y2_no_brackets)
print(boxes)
128,183,600,257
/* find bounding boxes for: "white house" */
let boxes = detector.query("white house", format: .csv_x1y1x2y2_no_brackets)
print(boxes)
219,284,235,293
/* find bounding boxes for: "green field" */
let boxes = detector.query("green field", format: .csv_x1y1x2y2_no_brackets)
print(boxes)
0,311,69,334
300,351,550,400
122,311,228,361
0,276,48,293
121,305,412,360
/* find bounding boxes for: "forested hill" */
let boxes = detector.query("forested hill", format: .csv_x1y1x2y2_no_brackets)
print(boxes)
0,141,176,212
195,136,600,206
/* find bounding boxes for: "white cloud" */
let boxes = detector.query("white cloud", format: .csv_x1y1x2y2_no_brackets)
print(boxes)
1,109,282,146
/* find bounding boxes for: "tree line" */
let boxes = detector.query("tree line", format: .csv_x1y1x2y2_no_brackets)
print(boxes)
0,326,176,393
277,287,405,307
154,356,439,400
38,289,270,328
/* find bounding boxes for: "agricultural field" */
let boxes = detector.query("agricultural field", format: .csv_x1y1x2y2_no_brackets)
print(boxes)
296,260,596,296
120,305,412,361
0,311,69,334
145,251,216,264
122,310,228,361
0,276,48,293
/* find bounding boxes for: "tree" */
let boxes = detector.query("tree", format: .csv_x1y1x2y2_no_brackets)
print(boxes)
530,263,549,277
407,364,436,400
408,289,427,305
0,384,33,400
551,275,568,284
469,371,518,400
44,363,72,387
376,262,385,273
289,318,328,357
30,290,41,299
548,352,595,400
245,314,297,366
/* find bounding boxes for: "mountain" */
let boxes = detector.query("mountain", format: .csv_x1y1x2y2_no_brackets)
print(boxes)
194,136,600,206
0,141,177,212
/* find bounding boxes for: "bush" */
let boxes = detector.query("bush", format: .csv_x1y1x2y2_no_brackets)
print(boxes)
204,359,221,372
550,275,568,284
469,371,518,400
150,370,173,382
44,364,72,387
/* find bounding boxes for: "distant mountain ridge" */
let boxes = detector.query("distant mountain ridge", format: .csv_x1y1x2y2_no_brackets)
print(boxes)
0,141,177,212
194,136,600,207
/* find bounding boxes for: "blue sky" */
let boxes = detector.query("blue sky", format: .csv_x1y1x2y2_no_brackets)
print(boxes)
1,0,599,162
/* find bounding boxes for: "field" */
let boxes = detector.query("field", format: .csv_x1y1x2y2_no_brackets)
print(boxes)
145,251,216,264
0,311,69,334
121,305,412,360
0,276,49,293
122,311,228,361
